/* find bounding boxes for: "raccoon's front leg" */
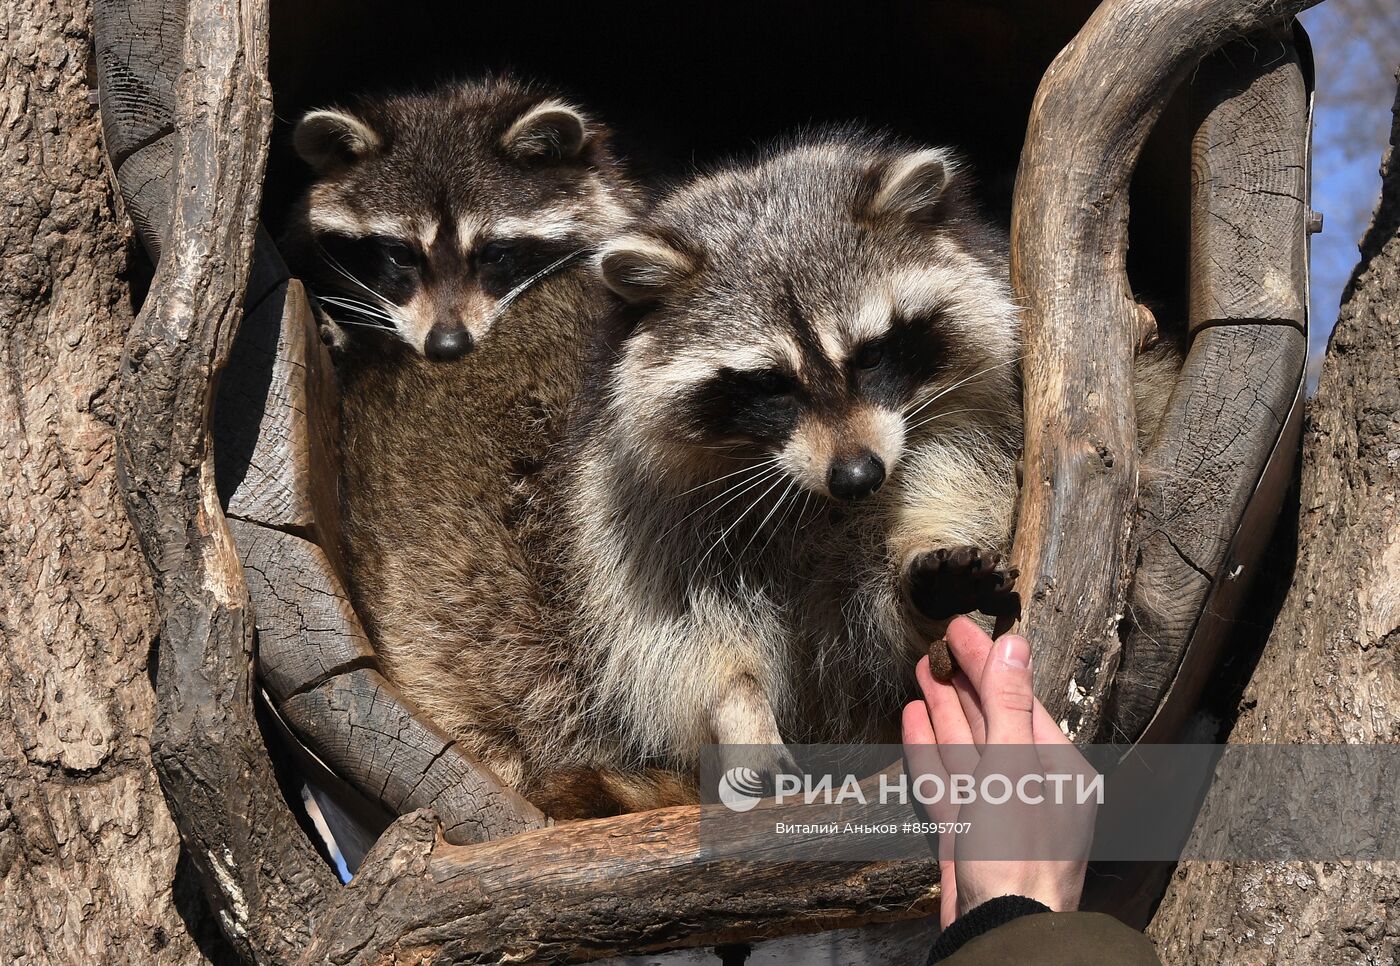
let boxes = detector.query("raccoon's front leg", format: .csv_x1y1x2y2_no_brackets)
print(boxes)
710,674,799,791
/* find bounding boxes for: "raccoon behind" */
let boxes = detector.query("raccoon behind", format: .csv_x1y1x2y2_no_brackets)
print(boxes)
280,75,637,360
327,83,691,818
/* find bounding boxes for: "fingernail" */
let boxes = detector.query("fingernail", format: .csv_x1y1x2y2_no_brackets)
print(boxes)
1001,635,1030,669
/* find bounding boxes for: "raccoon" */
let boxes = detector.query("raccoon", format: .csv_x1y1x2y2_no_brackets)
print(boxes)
559,129,1179,782
280,76,636,359
330,89,687,818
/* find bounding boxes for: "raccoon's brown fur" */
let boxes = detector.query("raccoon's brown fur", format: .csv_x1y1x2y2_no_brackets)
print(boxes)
338,267,696,817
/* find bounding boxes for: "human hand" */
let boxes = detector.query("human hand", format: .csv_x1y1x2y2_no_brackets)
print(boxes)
901,616,1097,928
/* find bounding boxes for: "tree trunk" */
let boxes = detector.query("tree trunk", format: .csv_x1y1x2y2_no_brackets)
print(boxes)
1148,77,1400,965
0,1,222,962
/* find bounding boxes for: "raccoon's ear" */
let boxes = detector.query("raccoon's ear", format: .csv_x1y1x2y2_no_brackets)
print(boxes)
866,148,955,221
502,100,590,162
293,110,381,172
596,235,696,302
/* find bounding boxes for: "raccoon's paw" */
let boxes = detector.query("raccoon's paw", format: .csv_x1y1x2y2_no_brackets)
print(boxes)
904,546,1021,624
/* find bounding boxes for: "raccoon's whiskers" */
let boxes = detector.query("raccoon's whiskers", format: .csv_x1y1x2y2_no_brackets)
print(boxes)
672,457,779,500
905,406,1006,435
317,295,397,326
741,475,799,558
485,248,588,326
664,462,782,538
698,470,787,567
316,245,402,313
903,359,1017,422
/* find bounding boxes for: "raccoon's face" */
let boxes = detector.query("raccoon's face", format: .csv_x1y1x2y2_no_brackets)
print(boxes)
597,141,1019,503
291,81,631,359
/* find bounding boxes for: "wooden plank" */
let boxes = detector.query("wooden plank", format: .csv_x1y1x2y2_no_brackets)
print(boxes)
1009,0,1320,739
92,0,184,259
214,274,344,574
1188,34,1309,332
112,136,174,258
92,0,183,166
1108,324,1305,739
230,519,376,700
1103,33,1310,743
279,667,548,845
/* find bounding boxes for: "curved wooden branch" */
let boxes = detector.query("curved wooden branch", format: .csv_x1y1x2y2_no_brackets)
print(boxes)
1009,0,1322,737
105,0,338,959
1107,31,1311,743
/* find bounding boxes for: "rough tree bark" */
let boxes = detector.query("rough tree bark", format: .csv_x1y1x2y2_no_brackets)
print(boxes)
0,0,219,961
1148,78,1400,965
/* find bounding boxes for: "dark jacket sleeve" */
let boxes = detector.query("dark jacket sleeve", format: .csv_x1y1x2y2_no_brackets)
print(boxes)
929,902,1163,965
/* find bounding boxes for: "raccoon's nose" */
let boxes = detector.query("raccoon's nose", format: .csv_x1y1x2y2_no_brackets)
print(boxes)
424,325,474,361
828,451,886,501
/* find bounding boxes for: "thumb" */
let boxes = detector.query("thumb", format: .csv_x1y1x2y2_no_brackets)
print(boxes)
981,634,1035,746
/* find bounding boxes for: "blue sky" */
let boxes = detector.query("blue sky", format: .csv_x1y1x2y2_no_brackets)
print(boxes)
1296,1,1400,384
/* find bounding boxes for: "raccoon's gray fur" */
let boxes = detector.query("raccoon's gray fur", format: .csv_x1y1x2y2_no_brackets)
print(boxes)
564,130,1177,781
281,76,636,360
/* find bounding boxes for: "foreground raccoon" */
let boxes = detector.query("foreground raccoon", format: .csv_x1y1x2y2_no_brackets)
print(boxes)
281,76,635,359
573,131,1175,780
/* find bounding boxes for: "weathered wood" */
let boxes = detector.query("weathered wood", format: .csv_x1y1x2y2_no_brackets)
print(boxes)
1009,0,1321,738
279,666,548,845
231,519,376,699
107,0,339,959
0,0,226,957
1149,79,1400,964
216,274,343,563
1187,34,1309,333
1109,326,1304,741
92,0,184,257
1104,34,1310,743
303,804,938,964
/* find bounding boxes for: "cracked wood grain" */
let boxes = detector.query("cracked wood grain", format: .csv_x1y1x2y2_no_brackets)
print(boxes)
105,0,339,959
1009,0,1321,738
1149,75,1400,965
93,0,184,257
1106,34,1309,742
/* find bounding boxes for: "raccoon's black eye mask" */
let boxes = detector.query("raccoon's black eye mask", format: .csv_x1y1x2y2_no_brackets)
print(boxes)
684,366,802,445
854,312,950,409
313,231,420,306
475,236,589,300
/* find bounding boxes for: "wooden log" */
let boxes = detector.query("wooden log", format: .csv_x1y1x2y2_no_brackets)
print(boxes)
1186,34,1310,333
1009,0,1322,738
92,0,184,258
215,273,343,563
302,801,938,964
1110,326,1305,740
107,0,340,960
1105,33,1310,743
